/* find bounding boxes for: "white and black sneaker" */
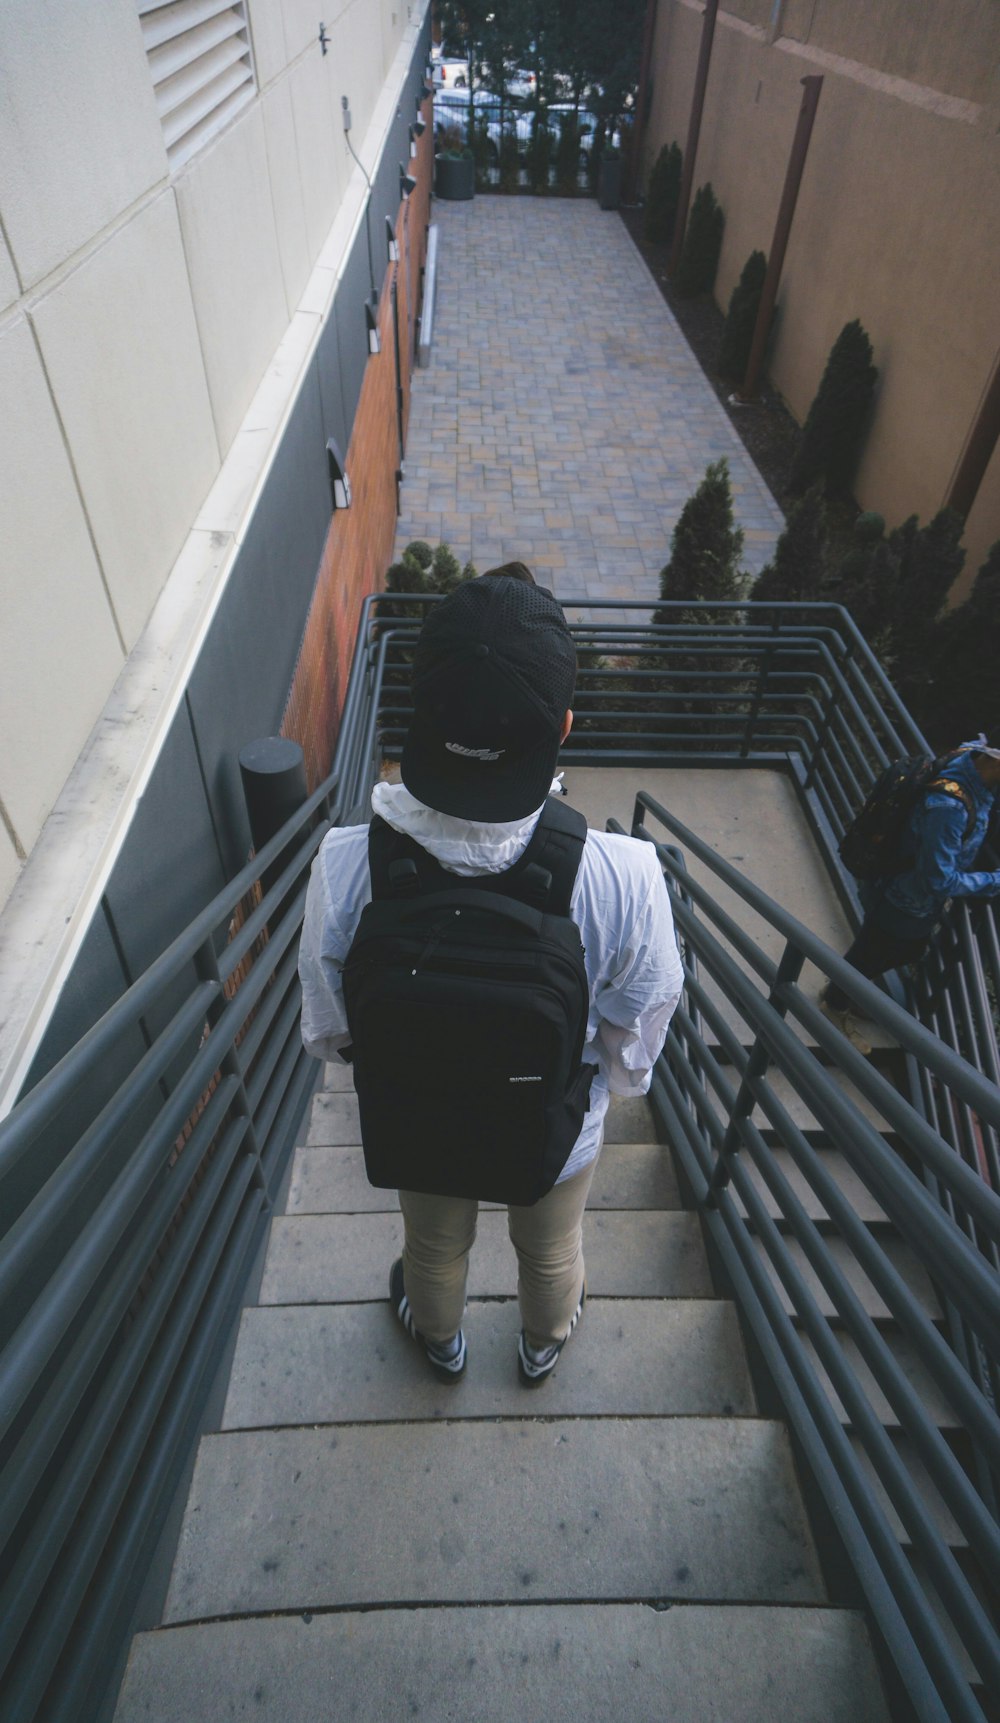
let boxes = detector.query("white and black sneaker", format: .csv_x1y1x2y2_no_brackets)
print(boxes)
517,1285,586,1387
389,1257,467,1384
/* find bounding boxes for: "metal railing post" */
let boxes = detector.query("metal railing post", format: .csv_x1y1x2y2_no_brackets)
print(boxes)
705,940,805,1206
803,635,851,788
740,614,780,757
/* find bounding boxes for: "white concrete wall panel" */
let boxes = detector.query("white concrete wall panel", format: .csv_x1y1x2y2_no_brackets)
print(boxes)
30,194,221,650
379,0,405,77
246,0,289,88
262,81,313,315
0,823,21,908
0,317,125,853
337,0,383,134
0,230,20,315
175,106,291,456
0,0,166,290
288,52,348,259
283,0,351,63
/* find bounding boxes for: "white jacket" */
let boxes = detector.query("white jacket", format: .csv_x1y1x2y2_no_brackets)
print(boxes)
298,781,684,1182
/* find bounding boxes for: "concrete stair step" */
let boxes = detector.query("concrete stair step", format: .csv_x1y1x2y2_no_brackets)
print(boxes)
732,1147,888,1226
795,1326,961,1432
749,1231,942,1323
259,1210,713,1304
161,1418,825,1623
746,1067,900,1140
306,1088,659,1147
286,1140,680,1214
221,1297,756,1427
848,1435,966,1548
113,1603,891,1723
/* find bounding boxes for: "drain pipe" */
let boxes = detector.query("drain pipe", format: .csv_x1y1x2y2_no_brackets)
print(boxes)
739,74,823,402
668,0,719,280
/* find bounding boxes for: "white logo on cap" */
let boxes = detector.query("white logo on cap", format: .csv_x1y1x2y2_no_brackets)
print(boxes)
445,742,505,761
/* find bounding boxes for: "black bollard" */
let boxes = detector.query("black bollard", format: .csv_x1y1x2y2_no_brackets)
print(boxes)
239,736,308,909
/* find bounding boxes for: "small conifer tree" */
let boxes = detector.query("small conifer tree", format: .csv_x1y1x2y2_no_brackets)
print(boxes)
824,511,897,643
931,540,1000,746
655,458,745,616
431,541,466,592
674,183,724,298
885,508,966,714
789,319,878,494
403,539,434,571
644,141,682,243
751,485,827,604
719,249,767,382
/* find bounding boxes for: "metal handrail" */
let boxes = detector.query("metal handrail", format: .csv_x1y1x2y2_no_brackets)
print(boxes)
0,768,342,1720
624,794,1000,1723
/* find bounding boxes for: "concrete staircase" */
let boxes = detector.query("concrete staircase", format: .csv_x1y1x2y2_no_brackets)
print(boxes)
112,1059,890,1720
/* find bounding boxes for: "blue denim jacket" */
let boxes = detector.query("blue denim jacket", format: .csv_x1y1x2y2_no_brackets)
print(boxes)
875,751,1000,936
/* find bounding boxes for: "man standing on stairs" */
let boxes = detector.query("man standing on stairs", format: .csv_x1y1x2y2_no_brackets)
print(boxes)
820,735,1000,1055
298,570,682,1387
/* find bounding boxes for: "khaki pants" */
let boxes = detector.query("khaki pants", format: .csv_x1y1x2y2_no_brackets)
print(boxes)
399,1160,598,1351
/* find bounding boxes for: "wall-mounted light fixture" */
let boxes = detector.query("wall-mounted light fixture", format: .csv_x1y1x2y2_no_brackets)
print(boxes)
420,81,433,102
413,114,426,138
408,124,418,159
365,296,380,355
326,438,352,511
385,216,398,263
399,163,417,199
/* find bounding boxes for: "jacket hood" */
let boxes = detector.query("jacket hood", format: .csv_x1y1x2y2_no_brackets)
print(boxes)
369,778,559,876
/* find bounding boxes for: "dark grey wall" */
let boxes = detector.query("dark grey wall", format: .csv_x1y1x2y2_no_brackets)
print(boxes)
21,21,433,1101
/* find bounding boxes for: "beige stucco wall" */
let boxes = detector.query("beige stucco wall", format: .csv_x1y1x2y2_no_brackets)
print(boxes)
0,0,413,900
644,0,1000,597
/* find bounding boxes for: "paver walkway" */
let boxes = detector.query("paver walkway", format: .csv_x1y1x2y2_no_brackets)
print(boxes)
395,196,784,610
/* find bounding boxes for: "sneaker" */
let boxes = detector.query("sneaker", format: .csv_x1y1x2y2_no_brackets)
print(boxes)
389,1257,467,1384
819,993,872,1057
517,1286,586,1388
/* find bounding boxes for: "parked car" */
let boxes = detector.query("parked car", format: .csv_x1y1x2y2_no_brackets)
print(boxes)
431,56,470,89
434,88,532,166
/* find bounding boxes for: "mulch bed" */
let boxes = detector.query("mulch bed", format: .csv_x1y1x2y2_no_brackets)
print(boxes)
619,205,802,520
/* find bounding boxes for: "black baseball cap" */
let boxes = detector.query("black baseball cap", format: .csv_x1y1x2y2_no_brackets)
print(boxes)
400,574,577,820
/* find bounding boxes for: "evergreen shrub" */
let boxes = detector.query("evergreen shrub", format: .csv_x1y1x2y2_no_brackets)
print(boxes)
644,142,682,243
718,249,767,382
674,183,724,298
789,319,878,494
931,540,1000,746
655,458,745,614
751,484,826,604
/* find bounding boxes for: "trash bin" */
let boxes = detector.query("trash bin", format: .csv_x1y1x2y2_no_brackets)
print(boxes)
435,153,476,200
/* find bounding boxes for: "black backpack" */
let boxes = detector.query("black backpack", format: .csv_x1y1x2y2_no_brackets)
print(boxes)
342,796,596,1205
838,753,976,881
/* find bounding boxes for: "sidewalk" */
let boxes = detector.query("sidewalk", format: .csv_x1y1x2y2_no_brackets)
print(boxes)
395,196,784,607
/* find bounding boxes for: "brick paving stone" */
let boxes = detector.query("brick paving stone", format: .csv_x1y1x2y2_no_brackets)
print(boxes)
394,199,783,610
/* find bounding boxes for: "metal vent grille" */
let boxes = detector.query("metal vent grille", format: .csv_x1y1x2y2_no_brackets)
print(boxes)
138,0,257,169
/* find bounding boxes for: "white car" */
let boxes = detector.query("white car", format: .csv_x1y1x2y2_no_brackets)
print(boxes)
431,56,469,89
434,88,533,165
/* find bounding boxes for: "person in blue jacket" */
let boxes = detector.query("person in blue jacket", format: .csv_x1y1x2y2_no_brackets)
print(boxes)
821,736,1000,1053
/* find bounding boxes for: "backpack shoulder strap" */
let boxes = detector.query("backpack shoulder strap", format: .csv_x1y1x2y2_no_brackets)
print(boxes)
367,798,588,912
367,816,453,900
502,795,588,915
927,776,977,839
